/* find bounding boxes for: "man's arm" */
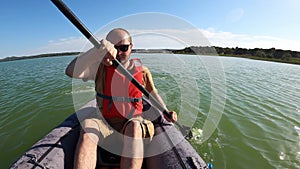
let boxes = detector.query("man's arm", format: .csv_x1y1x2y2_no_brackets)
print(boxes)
65,49,99,80
65,39,117,80
143,66,177,122
143,67,166,107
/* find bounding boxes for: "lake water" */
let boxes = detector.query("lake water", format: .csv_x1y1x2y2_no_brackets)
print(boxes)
0,53,299,169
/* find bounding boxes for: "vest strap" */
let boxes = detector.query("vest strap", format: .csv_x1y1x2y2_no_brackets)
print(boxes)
96,93,142,102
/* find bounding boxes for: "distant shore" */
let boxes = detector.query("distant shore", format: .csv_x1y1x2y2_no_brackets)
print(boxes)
171,46,300,65
1,46,300,65
0,52,80,62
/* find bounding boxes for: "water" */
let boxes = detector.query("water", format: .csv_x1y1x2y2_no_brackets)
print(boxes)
0,54,299,168
0,56,75,168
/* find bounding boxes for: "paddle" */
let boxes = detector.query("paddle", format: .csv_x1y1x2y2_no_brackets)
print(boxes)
50,0,192,139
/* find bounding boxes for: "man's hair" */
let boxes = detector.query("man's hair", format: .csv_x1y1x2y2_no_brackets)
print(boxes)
106,28,132,43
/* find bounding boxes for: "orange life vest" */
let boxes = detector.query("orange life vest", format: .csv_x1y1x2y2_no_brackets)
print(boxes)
97,59,143,119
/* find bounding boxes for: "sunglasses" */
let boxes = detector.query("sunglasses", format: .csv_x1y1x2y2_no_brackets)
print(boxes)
114,44,130,52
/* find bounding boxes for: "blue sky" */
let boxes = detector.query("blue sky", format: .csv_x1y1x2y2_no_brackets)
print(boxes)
1,0,300,58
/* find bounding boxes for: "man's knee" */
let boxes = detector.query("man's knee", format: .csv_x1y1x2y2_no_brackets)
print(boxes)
124,120,142,137
81,130,100,146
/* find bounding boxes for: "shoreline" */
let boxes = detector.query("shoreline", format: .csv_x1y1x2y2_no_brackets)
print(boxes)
0,52,80,63
1,47,300,65
218,54,300,65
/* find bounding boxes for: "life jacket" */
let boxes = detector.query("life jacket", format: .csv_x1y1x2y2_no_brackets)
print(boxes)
97,59,143,119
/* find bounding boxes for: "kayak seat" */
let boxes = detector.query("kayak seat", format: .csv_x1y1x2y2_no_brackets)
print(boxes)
97,146,121,167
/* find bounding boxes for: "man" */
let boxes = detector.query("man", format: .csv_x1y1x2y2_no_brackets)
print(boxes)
65,28,177,169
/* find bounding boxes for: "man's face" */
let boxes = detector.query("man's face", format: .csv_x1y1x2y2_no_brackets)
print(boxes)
107,30,132,65
114,39,132,64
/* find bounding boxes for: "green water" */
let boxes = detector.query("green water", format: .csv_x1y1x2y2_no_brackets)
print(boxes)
0,54,299,168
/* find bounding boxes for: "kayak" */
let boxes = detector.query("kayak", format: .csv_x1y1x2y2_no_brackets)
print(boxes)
9,98,208,169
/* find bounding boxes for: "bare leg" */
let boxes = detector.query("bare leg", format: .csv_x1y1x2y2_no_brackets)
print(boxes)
74,119,100,169
120,120,144,169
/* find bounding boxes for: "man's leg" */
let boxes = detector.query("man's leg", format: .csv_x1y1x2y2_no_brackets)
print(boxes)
120,120,144,169
74,119,101,169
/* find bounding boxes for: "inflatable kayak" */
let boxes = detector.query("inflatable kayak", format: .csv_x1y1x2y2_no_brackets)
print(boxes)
10,98,208,169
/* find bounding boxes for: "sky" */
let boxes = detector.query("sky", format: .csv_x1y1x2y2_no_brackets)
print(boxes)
1,0,300,59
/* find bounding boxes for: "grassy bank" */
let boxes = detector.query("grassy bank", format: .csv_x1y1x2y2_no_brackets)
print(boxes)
219,54,300,65
0,52,80,62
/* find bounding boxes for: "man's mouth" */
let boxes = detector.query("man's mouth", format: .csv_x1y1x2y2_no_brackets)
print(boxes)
117,55,124,60
116,56,123,63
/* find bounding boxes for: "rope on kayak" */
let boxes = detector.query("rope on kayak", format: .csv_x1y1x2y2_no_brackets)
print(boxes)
25,153,49,169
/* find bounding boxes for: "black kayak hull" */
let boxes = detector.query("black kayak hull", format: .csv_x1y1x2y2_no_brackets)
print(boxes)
10,99,208,169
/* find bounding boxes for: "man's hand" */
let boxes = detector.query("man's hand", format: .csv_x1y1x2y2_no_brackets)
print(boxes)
93,39,117,66
164,111,177,123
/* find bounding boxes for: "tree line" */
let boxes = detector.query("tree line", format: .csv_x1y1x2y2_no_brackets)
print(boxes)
172,46,300,64
1,47,300,65
0,52,80,62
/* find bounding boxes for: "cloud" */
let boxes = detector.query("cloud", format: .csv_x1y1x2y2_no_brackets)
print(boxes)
24,37,92,56
226,8,245,23
129,29,211,49
205,29,300,51
24,28,300,56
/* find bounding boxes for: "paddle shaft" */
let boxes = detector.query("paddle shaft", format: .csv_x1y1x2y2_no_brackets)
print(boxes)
51,0,186,128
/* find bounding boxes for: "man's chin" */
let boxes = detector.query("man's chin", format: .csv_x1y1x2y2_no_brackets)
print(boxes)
118,58,128,64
